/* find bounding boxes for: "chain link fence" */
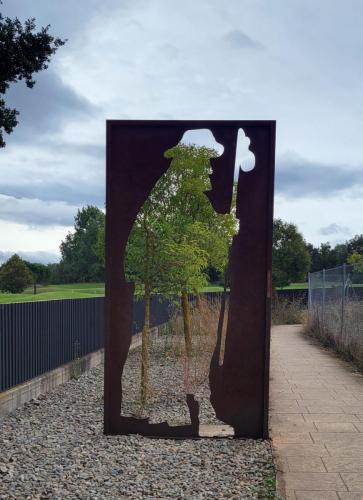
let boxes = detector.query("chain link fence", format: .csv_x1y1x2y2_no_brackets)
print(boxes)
308,264,363,366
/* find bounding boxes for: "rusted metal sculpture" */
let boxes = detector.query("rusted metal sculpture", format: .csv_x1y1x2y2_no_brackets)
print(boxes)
104,120,275,438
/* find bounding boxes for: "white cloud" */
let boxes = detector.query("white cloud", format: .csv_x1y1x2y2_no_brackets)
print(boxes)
274,194,363,246
0,219,68,257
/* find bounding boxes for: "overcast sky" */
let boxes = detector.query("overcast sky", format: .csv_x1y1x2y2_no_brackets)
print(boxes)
0,0,362,263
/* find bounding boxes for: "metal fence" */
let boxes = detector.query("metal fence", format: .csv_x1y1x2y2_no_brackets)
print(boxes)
308,264,363,359
0,295,177,393
0,298,104,392
0,292,223,392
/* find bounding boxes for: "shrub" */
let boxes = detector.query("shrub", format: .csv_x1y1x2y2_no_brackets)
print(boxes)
271,296,306,325
305,299,363,370
0,254,34,293
159,296,222,393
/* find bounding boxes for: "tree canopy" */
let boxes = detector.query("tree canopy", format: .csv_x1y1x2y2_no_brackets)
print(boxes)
307,234,363,272
59,206,105,283
24,261,50,284
272,219,311,288
0,6,65,146
0,254,33,293
347,251,363,273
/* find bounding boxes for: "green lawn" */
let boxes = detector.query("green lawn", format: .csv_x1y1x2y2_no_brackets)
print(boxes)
0,283,105,304
0,283,225,304
1,281,361,304
277,282,308,290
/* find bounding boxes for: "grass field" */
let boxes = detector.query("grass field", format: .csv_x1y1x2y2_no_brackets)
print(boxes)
277,282,308,290
0,283,105,304
2,281,360,304
0,283,227,304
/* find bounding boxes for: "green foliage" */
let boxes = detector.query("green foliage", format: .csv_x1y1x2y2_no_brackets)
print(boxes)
162,237,209,295
0,254,33,293
348,251,363,272
96,143,237,297
0,8,66,146
272,219,311,288
307,234,363,272
24,261,50,284
95,225,105,265
158,143,237,294
59,206,105,283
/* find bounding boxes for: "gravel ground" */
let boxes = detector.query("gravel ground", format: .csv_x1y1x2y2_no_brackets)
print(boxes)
0,342,275,499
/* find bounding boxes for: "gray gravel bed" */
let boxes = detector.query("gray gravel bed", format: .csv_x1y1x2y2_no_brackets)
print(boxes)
0,344,274,499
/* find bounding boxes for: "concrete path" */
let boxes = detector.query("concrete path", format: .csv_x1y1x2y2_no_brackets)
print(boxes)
270,325,363,500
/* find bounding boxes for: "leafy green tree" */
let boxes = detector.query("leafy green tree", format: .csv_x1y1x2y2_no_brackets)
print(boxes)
125,209,171,404
59,206,105,283
161,143,237,348
0,254,33,293
162,236,208,355
273,219,311,288
96,193,174,405
0,6,66,146
24,261,50,284
347,235,363,256
347,251,363,272
97,143,237,398
46,263,63,284
96,143,237,399
334,243,349,267
306,235,363,273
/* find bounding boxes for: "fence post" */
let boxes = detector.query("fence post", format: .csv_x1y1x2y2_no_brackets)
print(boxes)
308,272,311,320
341,263,346,340
322,268,326,328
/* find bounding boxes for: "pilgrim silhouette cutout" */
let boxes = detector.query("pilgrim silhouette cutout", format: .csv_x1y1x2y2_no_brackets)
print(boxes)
104,121,275,438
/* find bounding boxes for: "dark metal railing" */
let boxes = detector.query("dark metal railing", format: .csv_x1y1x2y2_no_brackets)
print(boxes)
0,294,180,392
0,289,311,393
0,298,104,392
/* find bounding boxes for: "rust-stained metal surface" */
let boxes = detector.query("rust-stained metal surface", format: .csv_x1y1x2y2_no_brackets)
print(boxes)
104,120,275,438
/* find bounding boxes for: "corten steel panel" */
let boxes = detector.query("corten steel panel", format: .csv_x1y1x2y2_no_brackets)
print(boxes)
104,120,275,438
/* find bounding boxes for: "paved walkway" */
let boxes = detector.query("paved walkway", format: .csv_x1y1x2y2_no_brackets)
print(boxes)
270,325,363,500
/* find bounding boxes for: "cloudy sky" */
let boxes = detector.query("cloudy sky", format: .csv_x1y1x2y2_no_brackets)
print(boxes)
0,0,362,263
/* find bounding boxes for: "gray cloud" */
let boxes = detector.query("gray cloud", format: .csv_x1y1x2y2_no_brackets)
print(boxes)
0,0,127,39
0,195,77,227
3,69,97,145
276,155,363,198
320,223,351,236
0,250,59,265
0,182,104,207
223,29,263,49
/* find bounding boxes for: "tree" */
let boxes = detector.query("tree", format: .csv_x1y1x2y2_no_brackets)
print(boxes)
0,6,66,146
24,261,50,284
272,219,311,288
59,206,105,283
306,243,322,273
306,235,363,273
162,236,208,356
125,210,172,405
346,235,363,256
347,251,363,273
160,143,237,351
0,254,33,293
46,263,63,284
96,143,237,402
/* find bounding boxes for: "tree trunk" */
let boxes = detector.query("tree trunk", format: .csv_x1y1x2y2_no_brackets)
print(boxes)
181,289,192,357
140,218,151,406
195,291,202,311
141,280,150,406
